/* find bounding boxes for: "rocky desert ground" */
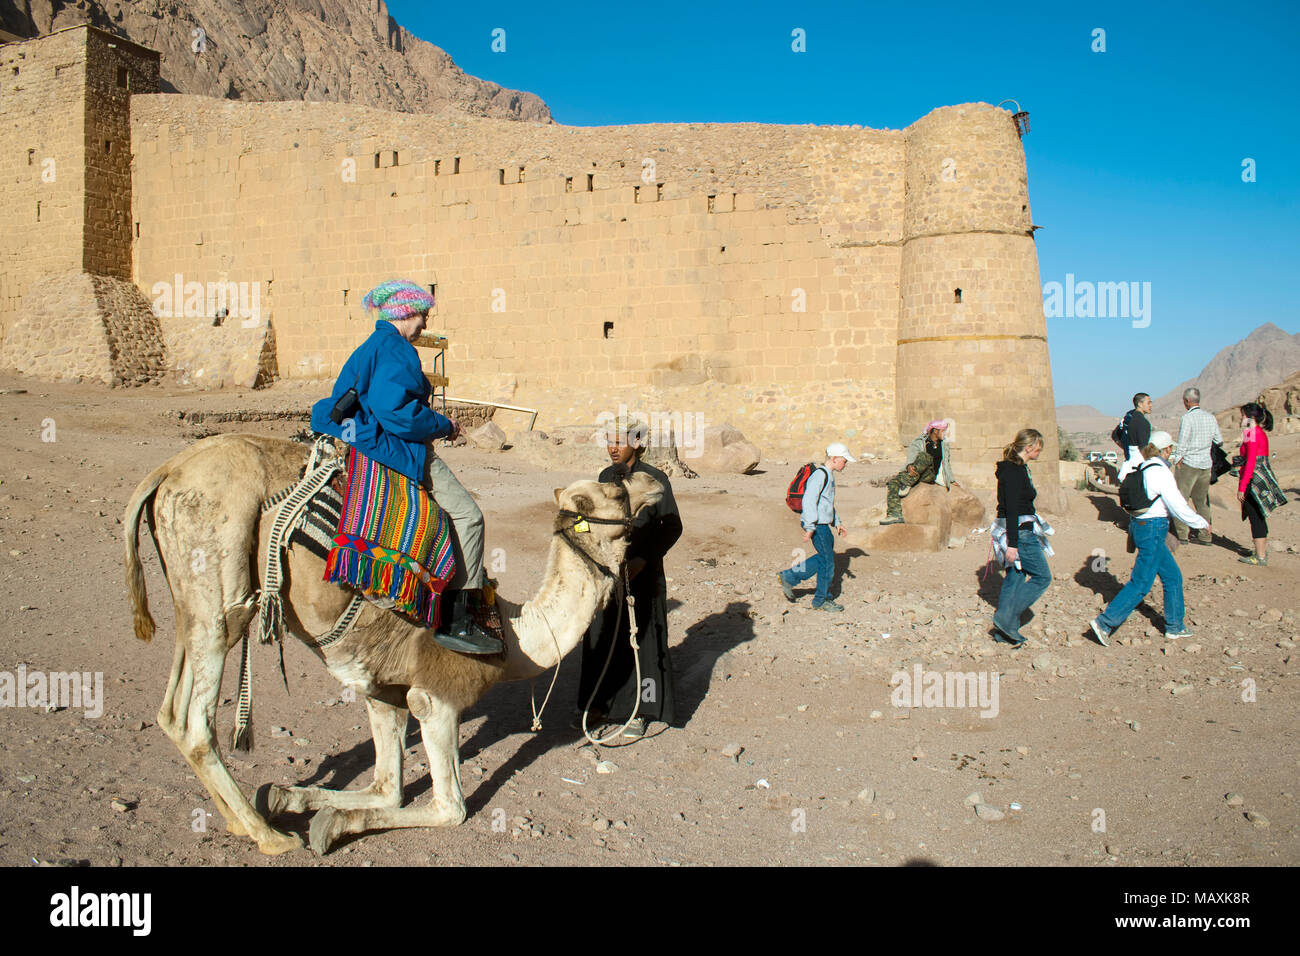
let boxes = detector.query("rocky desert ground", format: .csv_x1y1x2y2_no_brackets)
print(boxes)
0,371,1296,867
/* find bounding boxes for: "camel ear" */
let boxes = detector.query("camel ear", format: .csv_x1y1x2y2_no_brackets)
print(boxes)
554,488,563,505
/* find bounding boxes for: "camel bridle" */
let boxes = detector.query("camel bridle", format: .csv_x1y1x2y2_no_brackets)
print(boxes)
531,477,646,746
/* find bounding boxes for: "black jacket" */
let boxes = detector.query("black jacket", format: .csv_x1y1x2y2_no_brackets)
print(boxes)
996,459,1037,547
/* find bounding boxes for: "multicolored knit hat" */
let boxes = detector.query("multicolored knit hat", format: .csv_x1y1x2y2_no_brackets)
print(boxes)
362,280,434,322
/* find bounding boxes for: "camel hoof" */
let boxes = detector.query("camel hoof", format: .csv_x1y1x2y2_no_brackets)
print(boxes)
226,817,249,837
309,808,344,856
256,829,304,856
255,783,285,820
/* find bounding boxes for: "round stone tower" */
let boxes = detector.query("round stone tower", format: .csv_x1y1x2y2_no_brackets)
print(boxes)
898,103,1060,504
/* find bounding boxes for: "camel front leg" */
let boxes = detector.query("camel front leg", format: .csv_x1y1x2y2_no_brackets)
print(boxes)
258,695,406,819
308,688,465,855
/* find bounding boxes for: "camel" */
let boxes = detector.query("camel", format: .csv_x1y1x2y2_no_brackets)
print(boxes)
123,433,662,855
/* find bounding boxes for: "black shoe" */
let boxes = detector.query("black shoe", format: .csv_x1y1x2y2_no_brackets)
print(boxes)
434,591,504,655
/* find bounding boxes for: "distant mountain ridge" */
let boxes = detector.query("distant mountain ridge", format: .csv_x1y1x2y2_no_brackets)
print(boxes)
0,0,551,121
1058,322,1300,435
1056,404,1117,434
1150,323,1300,424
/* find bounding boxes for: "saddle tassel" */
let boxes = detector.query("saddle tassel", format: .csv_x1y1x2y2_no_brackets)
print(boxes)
257,591,283,646
232,635,255,752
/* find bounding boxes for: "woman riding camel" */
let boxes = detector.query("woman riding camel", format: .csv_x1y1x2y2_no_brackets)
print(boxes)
310,279,500,654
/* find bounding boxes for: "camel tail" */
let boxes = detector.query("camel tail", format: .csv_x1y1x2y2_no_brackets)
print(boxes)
124,462,170,643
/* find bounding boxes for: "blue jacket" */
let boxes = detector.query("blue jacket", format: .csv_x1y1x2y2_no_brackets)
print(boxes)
310,322,453,482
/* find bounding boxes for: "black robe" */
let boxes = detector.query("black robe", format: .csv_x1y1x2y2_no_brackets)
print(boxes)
576,459,683,725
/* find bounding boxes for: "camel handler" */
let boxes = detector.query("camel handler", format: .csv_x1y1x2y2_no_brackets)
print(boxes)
880,419,957,525
310,279,501,655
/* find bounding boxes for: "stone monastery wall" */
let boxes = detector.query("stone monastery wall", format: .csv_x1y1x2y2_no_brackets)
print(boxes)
126,94,1059,481
0,26,1060,495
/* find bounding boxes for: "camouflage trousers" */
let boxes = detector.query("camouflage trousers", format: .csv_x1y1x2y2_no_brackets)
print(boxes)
886,457,937,516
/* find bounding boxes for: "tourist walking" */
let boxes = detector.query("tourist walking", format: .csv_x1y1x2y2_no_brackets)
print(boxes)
990,428,1052,646
1170,387,1222,544
1237,402,1281,566
1116,392,1153,481
778,442,853,611
1089,431,1207,645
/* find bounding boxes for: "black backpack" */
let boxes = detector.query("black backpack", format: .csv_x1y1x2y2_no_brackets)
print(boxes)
1110,410,1134,450
1119,459,1160,516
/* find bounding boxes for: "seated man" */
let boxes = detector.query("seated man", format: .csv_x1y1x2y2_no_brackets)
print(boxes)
880,420,955,525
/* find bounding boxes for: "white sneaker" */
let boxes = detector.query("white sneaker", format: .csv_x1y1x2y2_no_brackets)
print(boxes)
1089,618,1111,647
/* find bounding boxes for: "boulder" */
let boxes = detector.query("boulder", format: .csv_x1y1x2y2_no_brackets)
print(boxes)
467,421,507,450
947,484,988,535
900,484,951,543
681,423,760,475
853,482,985,552
900,482,987,537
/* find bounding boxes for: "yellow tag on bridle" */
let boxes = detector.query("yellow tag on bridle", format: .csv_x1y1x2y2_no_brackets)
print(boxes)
573,518,590,534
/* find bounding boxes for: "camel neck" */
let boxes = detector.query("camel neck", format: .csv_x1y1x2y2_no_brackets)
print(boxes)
499,534,617,682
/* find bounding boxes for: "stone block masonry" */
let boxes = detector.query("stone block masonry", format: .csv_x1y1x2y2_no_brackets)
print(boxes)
0,26,1061,503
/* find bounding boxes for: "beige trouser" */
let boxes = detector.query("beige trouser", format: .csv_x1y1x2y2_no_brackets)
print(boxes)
423,451,484,590
1172,462,1211,542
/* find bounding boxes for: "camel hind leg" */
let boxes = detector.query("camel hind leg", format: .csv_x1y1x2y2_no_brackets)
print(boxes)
309,688,465,855
157,609,302,855
257,695,406,819
156,639,240,834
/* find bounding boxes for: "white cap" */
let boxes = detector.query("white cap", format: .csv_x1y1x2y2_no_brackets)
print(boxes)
1149,430,1174,450
826,442,857,463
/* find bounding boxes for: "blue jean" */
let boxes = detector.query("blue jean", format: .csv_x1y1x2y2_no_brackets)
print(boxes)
993,530,1051,640
781,524,835,606
1098,516,1184,632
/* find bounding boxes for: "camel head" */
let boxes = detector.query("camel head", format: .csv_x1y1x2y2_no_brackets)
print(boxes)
552,470,665,571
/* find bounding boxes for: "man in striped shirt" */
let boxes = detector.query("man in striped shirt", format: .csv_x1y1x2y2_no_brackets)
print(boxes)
1170,386,1223,545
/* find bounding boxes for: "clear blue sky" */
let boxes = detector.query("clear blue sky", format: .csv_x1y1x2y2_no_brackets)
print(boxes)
387,0,1299,415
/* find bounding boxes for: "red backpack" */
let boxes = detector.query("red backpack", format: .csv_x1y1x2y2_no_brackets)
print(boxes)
786,463,827,513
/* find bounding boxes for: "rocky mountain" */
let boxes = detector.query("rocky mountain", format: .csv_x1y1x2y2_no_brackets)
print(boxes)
1151,323,1300,424
1215,369,1300,437
1,0,551,121
1056,404,1117,434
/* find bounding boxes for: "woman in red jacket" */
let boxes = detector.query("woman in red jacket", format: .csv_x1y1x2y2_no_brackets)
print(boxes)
1237,402,1274,566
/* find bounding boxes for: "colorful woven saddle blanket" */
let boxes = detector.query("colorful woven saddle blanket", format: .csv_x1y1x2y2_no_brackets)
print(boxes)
319,445,457,627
